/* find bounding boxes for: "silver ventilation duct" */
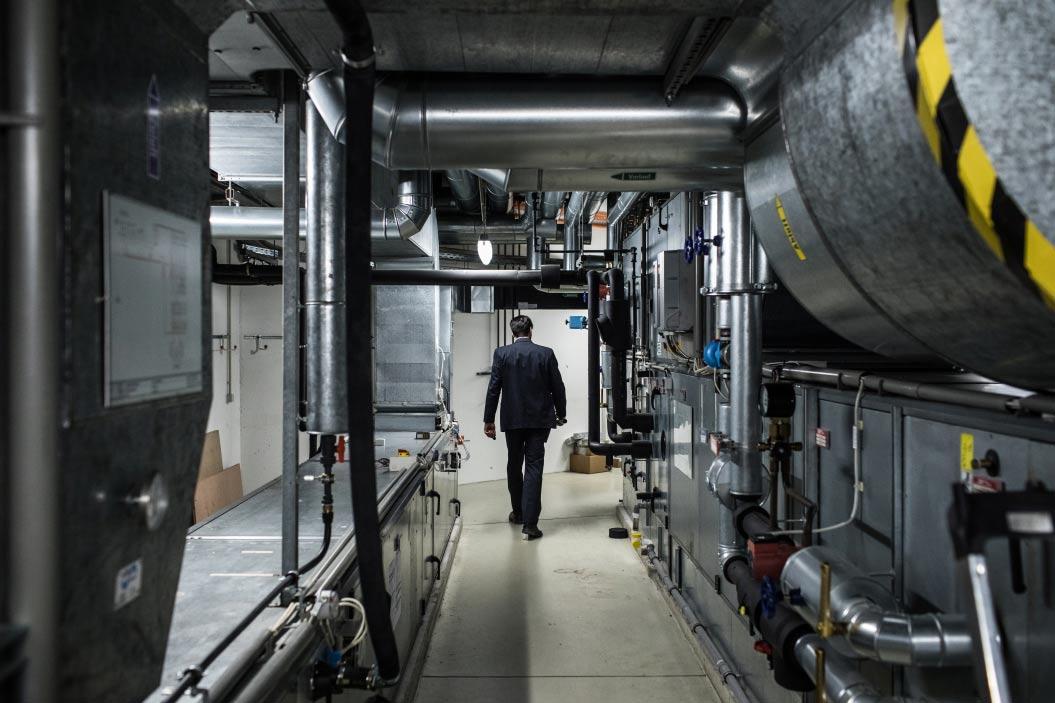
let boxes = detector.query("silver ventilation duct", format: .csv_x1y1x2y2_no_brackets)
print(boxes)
561,192,605,270
445,169,480,213
308,72,744,174
373,170,431,240
607,192,643,248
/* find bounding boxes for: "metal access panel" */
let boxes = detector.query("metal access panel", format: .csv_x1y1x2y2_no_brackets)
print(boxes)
56,2,211,701
656,250,695,332
103,192,203,406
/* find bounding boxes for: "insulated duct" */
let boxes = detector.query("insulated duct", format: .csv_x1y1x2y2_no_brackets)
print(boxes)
781,547,974,667
745,1,1055,390
562,191,605,270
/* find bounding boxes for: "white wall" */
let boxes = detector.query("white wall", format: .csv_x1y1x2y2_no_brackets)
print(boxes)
452,309,589,484
205,283,242,469
237,285,309,494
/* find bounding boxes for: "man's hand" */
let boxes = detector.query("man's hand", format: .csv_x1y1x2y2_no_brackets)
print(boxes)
556,417,567,427
484,422,497,440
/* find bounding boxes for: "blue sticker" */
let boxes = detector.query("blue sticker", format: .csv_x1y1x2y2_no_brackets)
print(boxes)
147,75,161,180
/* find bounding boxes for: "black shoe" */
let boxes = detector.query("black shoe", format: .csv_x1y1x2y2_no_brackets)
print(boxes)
509,511,523,525
522,525,543,540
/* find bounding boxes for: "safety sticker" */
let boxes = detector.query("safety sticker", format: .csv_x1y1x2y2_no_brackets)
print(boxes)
959,432,974,472
774,196,807,261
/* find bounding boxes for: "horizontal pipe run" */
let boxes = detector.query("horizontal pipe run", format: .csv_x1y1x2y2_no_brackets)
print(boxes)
766,365,1055,417
370,266,574,288
794,634,916,703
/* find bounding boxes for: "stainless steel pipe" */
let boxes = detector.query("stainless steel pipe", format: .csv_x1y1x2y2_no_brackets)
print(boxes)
607,192,643,248
305,100,348,434
794,634,908,703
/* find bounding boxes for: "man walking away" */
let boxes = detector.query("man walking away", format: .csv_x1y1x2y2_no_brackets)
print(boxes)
483,315,567,540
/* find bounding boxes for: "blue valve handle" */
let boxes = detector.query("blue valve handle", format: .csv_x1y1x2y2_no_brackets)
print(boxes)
683,235,695,264
760,575,783,620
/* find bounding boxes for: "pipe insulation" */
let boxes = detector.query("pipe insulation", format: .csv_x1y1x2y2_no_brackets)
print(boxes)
781,547,973,667
305,99,348,435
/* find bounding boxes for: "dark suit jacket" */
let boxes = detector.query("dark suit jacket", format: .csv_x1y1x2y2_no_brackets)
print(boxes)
483,338,567,431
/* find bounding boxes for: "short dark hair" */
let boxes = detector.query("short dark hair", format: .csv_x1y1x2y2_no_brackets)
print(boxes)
510,314,533,337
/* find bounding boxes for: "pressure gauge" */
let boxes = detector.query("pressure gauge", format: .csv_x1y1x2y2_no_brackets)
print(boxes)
759,382,796,418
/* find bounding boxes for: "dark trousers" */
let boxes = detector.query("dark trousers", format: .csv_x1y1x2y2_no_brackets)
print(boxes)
504,428,550,527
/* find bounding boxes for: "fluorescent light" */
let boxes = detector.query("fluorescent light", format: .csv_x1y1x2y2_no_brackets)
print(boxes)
477,234,493,266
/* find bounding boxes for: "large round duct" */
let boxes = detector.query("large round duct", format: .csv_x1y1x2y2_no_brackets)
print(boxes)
746,0,1055,389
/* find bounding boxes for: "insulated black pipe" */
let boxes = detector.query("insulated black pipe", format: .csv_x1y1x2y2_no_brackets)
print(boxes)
601,268,654,433
325,0,401,685
587,270,650,458
724,558,814,692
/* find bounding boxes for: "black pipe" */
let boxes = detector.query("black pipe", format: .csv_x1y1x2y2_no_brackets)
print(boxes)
601,268,654,433
371,265,574,289
587,270,650,458
297,435,337,575
724,558,813,692
768,365,1055,417
326,0,402,685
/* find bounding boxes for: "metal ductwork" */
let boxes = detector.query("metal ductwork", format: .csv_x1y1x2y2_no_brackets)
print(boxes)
562,191,605,270
305,99,347,435
373,169,431,240
794,634,913,703
745,1,1055,390
211,172,432,248
607,192,643,248
782,547,973,667
446,169,479,214
309,71,744,174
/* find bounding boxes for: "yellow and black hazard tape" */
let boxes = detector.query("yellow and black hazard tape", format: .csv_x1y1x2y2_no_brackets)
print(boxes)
894,0,1055,309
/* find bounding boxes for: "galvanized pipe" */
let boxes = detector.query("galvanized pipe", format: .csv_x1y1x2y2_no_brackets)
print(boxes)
305,100,348,435
562,192,586,270
729,293,762,498
280,72,301,576
8,0,60,700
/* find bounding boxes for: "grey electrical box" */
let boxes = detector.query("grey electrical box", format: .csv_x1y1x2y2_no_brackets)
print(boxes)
656,250,695,332
103,192,203,406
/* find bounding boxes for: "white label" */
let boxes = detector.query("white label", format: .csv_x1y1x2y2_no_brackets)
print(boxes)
114,559,143,610
1007,511,1054,535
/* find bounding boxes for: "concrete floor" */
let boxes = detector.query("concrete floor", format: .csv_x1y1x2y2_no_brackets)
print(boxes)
414,471,721,703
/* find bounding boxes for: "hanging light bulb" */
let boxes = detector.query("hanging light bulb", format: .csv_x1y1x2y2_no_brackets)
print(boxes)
477,232,493,266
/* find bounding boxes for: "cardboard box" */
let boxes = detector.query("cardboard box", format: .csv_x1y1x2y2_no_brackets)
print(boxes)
194,431,243,523
570,452,608,474
199,430,223,479
194,463,243,523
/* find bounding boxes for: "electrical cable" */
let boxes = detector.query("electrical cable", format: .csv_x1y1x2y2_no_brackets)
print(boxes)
768,378,866,537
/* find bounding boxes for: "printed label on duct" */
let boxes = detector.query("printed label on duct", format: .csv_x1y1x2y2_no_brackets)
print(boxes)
815,427,830,449
960,433,974,472
611,171,656,181
147,75,161,180
114,558,143,610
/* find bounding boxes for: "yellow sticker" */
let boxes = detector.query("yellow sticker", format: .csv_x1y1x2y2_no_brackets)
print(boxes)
774,196,807,261
960,433,974,472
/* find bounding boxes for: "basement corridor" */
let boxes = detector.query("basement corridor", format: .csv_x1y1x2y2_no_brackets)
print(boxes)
413,472,721,703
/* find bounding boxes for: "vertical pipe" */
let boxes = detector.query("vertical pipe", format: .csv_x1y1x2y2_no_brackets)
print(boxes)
8,0,60,700
691,192,706,360
305,99,348,434
281,72,302,575
225,243,234,403
729,293,762,497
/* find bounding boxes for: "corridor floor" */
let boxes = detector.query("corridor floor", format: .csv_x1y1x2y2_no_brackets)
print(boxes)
414,471,721,703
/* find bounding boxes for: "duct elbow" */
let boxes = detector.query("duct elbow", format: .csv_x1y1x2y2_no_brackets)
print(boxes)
375,172,432,240
846,609,974,668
